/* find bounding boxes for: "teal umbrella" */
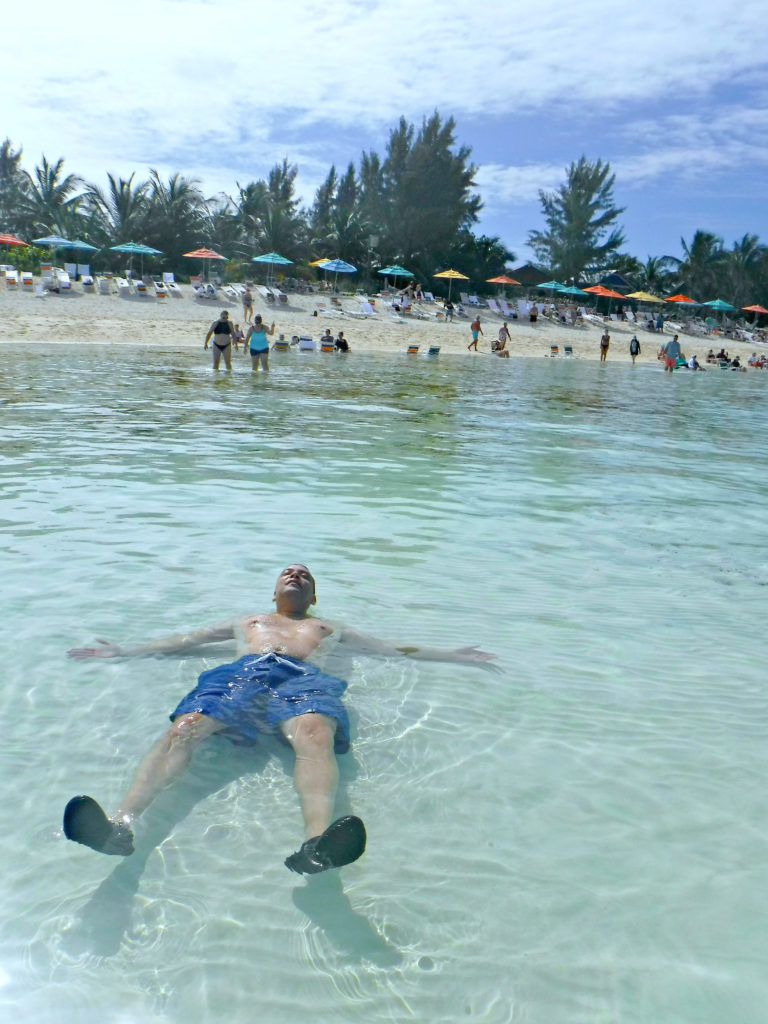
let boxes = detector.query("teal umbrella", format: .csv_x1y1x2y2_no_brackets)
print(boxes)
111,241,163,276
378,264,413,277
537,280,566,292
559,284,588,296
252,251,293,286
68,239,99,253
702,298,736,311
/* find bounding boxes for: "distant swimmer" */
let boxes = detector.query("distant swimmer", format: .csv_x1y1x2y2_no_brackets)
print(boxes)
204,310,235,370
64,565,496,874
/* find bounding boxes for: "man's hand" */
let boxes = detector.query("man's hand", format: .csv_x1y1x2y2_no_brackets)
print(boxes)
67,640,121,660
450,645,495,662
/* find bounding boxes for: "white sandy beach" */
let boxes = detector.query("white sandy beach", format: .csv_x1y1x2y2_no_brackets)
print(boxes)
1,277,763,366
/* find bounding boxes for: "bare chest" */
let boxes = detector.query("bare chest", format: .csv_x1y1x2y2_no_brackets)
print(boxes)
239,615,333,660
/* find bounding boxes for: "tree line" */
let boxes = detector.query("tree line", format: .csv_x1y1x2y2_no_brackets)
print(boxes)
1,116,766,305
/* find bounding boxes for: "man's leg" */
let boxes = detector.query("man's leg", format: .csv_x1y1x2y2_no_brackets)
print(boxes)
280,712,366,875
279,712,338,838
64,712,224,855
116,712,225,821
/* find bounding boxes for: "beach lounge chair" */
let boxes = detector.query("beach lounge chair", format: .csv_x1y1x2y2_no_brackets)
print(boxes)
273,287,288,304
5,269,19,288
154,279,167,299
549,345,559,357
77,263,90,280
116,277,131,297
81,274,95,292
97,276,112,295
460,292,471,305
40,264,54,290
427,345,440,356
56,269,71,291
320,337,335,352
133,280,150,297
360,300,376,316
21,271,34,291
407,344,419,354
423,291,435,303
64,262,77,281
564,345,574,357
298,336,316,352
273,336,291,351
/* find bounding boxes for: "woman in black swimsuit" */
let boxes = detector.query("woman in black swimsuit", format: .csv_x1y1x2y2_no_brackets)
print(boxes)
204,310,234,370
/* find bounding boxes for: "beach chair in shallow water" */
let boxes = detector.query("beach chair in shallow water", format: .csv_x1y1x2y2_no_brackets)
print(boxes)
273,336,291,351
407,344,419,354
298,336,316,352
320,337,335,352
564,345,573,357
427,345,440,356
549,344,559,357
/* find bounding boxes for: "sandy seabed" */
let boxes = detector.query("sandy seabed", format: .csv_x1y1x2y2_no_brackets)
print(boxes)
0,278,762,366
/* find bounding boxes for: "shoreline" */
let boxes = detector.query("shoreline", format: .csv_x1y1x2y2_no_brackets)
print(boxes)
1,281,764,366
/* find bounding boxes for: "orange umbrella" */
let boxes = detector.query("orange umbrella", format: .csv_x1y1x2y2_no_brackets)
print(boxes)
583,285,624,298
742,304,768,314
486,274,521,285
664,293,695,303
183,248,226,260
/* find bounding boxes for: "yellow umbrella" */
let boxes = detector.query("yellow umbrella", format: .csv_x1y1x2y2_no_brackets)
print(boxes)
309,258,331,267
433,267,470,301
625,290,664,303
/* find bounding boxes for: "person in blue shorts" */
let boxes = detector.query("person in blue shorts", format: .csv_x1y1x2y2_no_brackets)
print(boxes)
64,565,496,874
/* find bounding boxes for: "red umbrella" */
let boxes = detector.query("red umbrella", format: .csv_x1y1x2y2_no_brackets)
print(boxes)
583,285,624,298
742,304,768,314
486,274,522,285
0,233,28,247
664,293,696,303
183,247,227,283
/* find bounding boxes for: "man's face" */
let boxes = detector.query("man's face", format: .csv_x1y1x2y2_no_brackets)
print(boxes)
273,565,316,606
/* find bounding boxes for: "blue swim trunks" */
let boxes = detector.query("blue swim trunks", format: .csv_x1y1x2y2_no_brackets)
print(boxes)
170,653,350,753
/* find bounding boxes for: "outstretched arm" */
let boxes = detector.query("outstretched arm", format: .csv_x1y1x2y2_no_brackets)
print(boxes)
337,625,497,668
68,619,237,660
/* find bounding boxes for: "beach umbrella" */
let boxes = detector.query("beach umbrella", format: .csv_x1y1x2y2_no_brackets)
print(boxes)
742,304,768,314
559,285,588,296
253,251,293,287
0,232,28,263
538,280,566,292
33,234,74,260
486,274,522,285
111,241,163,276
378,263,414,290
309,258,331,267
625,290,664,303
433,268,469,301
317,258,357,290
67,239,99,253
664,293,696,304
701,298,736,312
183,247,228,282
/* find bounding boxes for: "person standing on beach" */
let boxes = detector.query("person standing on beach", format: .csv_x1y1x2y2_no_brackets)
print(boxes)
468,317,483,351
204,310,235,370
241,287,254,323
246,314,275,372
629,335,641,364
444,300,455,322
600,330,610,362
662,334,681,373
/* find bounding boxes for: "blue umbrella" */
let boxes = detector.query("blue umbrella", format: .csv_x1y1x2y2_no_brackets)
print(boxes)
317,258,357,290
68,239,100,253
33,234,72,247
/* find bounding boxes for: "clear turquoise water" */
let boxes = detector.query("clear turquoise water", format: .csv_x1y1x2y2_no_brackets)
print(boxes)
2,344,767,1023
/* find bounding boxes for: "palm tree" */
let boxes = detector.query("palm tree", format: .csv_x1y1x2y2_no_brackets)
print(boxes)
144,170,210,267
84,172,149,245
636,255,679,296
22,155,83,235
724,234,766,308
673,230,726,299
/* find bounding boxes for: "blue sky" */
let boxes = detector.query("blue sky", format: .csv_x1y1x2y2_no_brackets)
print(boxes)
4,0,767,266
